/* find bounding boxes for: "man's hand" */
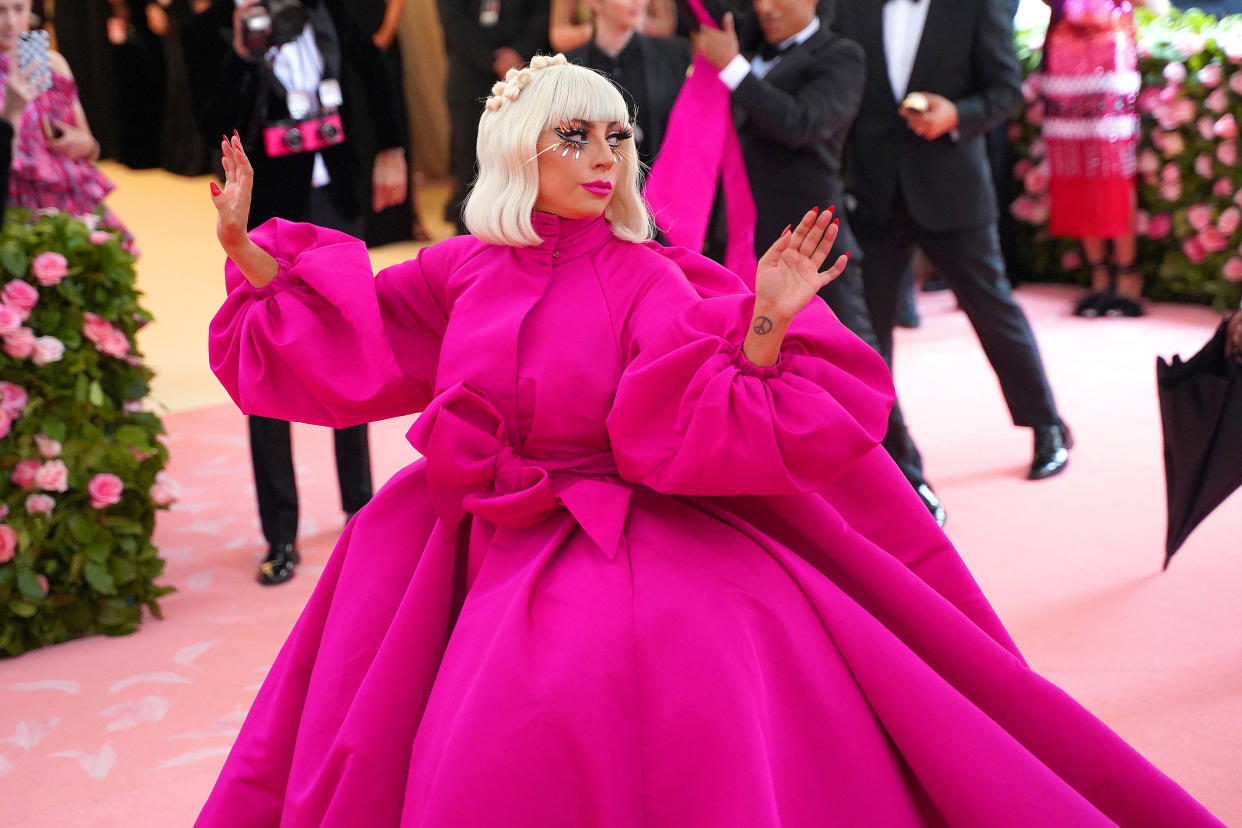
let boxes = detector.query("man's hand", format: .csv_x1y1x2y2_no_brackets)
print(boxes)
899,92,959,141
1225,310,1242,364
493,47,522,80
372,149,408,213
690,11,740,71
232,0,262,60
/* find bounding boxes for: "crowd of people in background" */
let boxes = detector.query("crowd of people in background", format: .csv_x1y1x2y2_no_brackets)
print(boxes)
5,0,1240,563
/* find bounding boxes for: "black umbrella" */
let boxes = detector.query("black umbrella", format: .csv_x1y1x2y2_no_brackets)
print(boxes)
1156,319,1242,569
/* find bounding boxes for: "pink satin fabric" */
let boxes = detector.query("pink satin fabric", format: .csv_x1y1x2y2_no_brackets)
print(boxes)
198,216,1225,827
642,0,757,279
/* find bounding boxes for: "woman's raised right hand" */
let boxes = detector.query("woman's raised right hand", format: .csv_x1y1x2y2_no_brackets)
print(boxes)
211,133,254,256
210,133,277,288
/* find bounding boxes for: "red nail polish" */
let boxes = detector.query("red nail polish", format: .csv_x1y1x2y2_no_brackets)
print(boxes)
833,218,839,226
844,252,851,261
812,206,819,214
783,224,791,235
210,182,221,197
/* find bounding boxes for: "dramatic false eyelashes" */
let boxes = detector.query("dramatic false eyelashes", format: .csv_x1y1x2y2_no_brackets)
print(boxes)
551,118,635,162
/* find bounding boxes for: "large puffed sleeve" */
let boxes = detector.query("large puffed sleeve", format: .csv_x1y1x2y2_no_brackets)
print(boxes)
208,219,447,428
606,249,894,495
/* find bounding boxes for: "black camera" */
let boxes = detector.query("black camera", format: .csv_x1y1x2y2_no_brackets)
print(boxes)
239,0,308,60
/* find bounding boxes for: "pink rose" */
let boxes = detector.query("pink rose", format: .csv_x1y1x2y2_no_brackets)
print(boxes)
1164,62,1188,84
0,304,21,335
1200,227,1229,253
98,328,130,359
35,459,69,492
1188,204,1215,232
34,433,61,459
1195,153,1215,177
1028,197,1050,225
1029,137,1046,158
1024,163,1050,196
4,327,34,359
0,505,9,520
0,381,28,417
1,280,37,312
1158,130,1186,157
0,410,11,440
1218,141,1238,167
1007,122,1022,142
1010,196,1035,222
1215,177,1235,199
1223,257,1242,282
149,471,180,506
89,230,111,245
82,312,112,345
1171,99,1197,127
36,574,47,595
1138,149,1160,176
87,473,124,509
1219,206,1242,235
1137,87,1161,114
1021,75,1040,103
1134,210,1150,236
1233,73,1242,95
1160,162,1181,184
1215,113,1239,140
25,494,54,516
1198,63,1224,88
1014,158,1033,179
31,336,64,366
1184,237,1208,264
1025,101,1044,126
0,524,16,563
1061,250,1082,270
11,459,39,489
1159,180,1183,203
30,252,68,287
1223,35,1242,63
1234,189,1242,210
1206,87,1229,114
1198,116,1216,141
1176,33,1206,59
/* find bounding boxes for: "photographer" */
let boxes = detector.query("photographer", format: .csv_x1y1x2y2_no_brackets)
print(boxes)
184,0,408,586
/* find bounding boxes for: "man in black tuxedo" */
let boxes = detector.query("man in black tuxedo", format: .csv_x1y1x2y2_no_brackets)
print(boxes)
693,0,949,517
691,0,881,392
835,0,1072,508
438,0,550,233
184,0,407,585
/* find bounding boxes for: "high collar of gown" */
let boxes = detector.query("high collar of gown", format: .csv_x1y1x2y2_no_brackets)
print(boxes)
522,211,615,266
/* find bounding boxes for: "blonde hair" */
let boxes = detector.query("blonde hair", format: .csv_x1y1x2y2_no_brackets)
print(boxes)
462,55,654,247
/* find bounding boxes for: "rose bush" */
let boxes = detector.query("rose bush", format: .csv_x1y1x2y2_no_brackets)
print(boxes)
0,210,173,657
1011,8,1242,308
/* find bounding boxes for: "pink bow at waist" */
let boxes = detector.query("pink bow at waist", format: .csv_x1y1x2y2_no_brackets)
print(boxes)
407,382,632,559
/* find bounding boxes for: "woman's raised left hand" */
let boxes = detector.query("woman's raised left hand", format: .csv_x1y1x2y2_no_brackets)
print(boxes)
743,208,848,367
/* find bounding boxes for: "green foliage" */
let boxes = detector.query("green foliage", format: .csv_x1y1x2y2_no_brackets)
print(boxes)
0,210,174,657
1010,8,1242,310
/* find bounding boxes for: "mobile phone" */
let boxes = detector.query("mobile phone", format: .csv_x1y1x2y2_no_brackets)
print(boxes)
16,29,52,97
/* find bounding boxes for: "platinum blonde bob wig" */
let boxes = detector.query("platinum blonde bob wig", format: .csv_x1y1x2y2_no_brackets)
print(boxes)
462,56,654,247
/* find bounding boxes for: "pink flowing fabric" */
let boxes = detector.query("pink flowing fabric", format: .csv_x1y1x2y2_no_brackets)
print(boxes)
643,0,757,279
198,215,1225,827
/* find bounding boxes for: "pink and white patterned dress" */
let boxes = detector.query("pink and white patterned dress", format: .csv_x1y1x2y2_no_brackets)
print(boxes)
0,54,133,245
1041,0,1140,239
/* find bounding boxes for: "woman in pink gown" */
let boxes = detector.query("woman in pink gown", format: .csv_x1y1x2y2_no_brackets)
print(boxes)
197,56,1224,826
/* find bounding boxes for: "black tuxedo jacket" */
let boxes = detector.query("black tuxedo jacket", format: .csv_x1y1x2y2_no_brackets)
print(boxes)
438,0,550,104
183,0,403,228
731,23,866,258
834,0,1021,232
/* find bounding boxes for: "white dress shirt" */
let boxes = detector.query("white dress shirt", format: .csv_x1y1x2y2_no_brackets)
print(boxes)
271,24,331,187
718,17,821,91
883,0,931,101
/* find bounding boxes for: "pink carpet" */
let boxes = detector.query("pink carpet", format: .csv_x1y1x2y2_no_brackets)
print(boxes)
1,285,1238,826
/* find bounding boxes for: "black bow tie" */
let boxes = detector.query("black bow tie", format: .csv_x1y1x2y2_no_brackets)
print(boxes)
758,40,794,61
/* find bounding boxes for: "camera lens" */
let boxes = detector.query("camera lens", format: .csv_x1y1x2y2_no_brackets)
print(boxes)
318,121,340,143
283,127,304,151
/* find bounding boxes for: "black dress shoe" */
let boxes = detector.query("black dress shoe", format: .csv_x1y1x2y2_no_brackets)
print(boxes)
257,542,299,586
1028,424,1074,480
916,483,947,527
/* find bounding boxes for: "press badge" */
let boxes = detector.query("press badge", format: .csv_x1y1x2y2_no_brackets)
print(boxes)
479,0,500,26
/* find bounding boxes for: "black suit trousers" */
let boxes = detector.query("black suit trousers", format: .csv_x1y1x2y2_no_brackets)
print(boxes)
854,208,1061,484
248,187,374,545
